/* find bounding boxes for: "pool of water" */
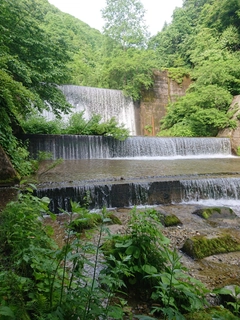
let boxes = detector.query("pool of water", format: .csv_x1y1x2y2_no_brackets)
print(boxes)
37,157,240,188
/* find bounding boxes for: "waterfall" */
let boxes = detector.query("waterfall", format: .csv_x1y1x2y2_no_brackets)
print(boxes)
24,133,240,212
25,135,232,160
180,178,240,201
36,177,240,213
43,85,137,136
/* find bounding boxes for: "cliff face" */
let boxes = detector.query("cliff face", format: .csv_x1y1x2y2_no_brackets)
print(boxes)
140,70,191,135
0,145,19,186
218,95,240,154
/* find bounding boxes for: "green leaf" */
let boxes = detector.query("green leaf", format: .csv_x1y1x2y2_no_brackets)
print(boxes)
125,245,140,258
0,306,15,319
142,264,157,275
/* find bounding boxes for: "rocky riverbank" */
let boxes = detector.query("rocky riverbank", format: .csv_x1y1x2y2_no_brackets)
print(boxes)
44,203,240,291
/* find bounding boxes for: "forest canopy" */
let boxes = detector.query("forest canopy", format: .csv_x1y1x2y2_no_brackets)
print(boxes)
1,0,240,175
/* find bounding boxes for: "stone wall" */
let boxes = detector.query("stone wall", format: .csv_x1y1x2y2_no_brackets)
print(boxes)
0,145,19,186
217,95,240,154
140,70,191,135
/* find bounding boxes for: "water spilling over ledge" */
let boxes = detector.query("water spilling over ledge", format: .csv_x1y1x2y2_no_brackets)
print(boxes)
21,134,240,212
24,135,232,160
35,174,240,213
43,85,138,135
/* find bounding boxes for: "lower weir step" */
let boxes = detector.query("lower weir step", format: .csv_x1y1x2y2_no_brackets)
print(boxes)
36,177,240,213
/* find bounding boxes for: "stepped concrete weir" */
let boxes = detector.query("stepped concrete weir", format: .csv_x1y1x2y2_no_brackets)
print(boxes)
22,135,240,213
24,135,231,160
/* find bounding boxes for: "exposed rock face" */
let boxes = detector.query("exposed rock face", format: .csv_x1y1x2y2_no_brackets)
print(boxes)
218,95,240,154
0,145,19,186
140,70,191,135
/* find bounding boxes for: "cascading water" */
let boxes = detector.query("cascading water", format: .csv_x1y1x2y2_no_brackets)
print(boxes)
180,178,240,201
25,135,232,160
23,133,240,213
43,85,137,136
179,177,240,212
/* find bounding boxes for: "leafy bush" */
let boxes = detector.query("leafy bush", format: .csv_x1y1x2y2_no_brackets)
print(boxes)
159,84,235,137
0,190,125,320
64,111,129,140
21,115,63,134
21,111,129,141
102,208,170,289
102,208,208,319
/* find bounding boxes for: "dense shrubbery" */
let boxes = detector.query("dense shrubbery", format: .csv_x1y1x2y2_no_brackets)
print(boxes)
102,208,209,319
1,190,239,319
0,189,125,320
21,111,130,140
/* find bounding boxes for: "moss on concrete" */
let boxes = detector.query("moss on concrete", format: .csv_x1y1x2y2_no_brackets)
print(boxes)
193,207,235,220
185,306,238,320
163,214,182,227
182,234,240,259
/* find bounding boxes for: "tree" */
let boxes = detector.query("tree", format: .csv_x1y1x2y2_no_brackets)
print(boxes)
99,0,156,99
101,0,150,49
100,48,157,100
0,0,72,174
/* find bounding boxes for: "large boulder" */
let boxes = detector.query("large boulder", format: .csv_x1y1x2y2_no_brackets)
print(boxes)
0,145,19,186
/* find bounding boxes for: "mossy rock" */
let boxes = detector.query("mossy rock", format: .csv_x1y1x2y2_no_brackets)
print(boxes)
105,213,122,225
185,306,239,320
163,214,182,227
70,213,103,232
70,212,122,232
157,211,182,227
182,234,240,259
192,207,236,220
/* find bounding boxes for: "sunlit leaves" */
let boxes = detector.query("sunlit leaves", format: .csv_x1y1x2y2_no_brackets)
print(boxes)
102,0,149,49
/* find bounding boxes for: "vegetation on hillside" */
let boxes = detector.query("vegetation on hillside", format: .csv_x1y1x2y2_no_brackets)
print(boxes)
1,190,239,319
1,0,240,173
151,0,240,136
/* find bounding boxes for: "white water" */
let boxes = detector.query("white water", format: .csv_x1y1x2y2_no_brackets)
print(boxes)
27,135,232,160
112,154,236,160
180,178,240,201
43,85,137,135
180,199,240,216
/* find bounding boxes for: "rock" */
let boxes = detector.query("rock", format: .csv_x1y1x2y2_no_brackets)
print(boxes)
192,206,236,220
0,145,20,186
182,233,240,259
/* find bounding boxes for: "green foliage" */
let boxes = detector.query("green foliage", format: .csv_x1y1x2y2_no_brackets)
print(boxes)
21,111,129,141
0,191,126,319
102,208,170,288
100,48,157,100
21,115,63,134
69,208,103,233
159,84,235,137
102,208,208,319
150,248,208,319
152,0,240,137
236,146,240,156
43,5,104,88
102,0,149,49
167,67,190,84
99,0,157,100
215,285,240,316
0,0,72,176
69,203,122,233
65,111,130,140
